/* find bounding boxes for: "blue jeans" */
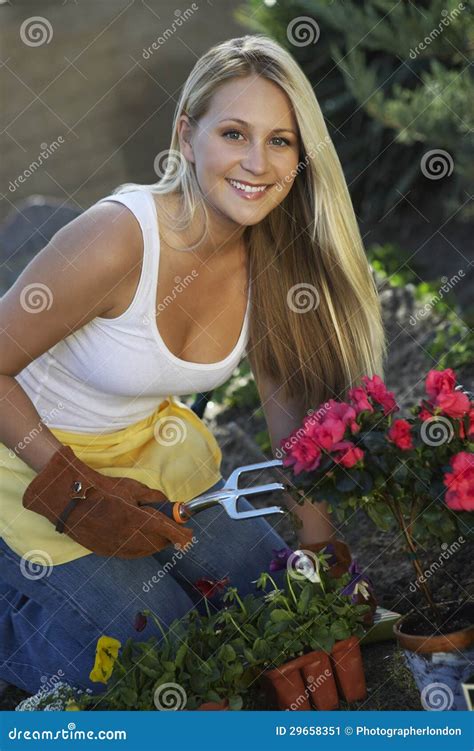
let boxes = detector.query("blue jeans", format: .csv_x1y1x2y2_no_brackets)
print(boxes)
0,478,288,695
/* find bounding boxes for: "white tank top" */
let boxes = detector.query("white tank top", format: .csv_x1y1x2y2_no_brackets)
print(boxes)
15,189,251,433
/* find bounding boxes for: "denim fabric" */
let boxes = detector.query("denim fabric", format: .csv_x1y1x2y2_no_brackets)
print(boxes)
0,477,288,695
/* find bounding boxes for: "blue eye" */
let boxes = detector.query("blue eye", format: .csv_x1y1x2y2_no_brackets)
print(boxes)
222,130,291,147
222,130,244,141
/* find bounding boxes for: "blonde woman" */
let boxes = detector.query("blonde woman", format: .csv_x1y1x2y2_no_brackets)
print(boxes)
0,34,385,697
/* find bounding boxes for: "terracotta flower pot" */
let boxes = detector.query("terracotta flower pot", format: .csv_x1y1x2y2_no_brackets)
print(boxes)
300,650,339,710
330,636,367,703
264,650,339,711
197,698,229,710
394,610,474,711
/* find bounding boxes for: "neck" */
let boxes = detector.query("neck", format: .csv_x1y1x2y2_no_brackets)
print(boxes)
157,191,247,263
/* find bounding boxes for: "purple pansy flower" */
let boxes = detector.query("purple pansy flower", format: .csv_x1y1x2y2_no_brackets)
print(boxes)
269,547,294,572
340,559,373,603
321,543,338,568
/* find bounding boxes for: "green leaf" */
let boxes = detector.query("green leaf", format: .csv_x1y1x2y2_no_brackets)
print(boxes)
218,644,236,663
270,609,294,622
243,648,255,664
297,584,312,614
137,663,159,679
119,687,138,706
174,643,188,668
228,694,243,711
335,474,358,492
330,620,350,641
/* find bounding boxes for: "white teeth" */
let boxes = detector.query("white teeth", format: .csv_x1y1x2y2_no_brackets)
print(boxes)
228,179,267,193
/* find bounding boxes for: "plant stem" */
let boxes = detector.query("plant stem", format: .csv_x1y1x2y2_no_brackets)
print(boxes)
142,609,170,647
228,614,251,644
286,573,298,606
234,591,247,616
389,498,441,620
265,573,281,592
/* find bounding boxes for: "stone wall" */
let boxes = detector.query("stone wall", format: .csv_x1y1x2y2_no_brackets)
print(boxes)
0,0,243,220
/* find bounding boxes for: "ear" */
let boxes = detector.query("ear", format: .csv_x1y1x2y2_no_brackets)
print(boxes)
177,114,195,165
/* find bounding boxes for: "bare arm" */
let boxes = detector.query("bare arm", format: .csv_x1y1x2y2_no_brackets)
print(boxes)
0,201,141,473
251,365,337,544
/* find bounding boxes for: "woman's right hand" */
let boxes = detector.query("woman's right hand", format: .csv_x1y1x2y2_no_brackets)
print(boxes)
22,444,195,558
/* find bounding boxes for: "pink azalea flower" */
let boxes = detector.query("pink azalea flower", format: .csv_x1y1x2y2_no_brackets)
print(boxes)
425,368,457,401
443,452,474,511
424,368,470,419
332,441,364,468
459,407,474,440
348,386,374,415
281,435,322,475
361,375,398,415
306,419,346,450
435,390,470,419
387,419,414,451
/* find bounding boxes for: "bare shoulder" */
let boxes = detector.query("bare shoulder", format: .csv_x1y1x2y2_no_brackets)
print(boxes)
0,199,142,377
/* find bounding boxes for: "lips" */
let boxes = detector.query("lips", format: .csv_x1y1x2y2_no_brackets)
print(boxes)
225,178,273,200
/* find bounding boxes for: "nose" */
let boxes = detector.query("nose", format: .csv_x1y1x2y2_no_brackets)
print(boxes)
240,139,269,176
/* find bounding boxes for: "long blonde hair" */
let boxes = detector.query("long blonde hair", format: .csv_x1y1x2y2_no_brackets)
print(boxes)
114,34,386,412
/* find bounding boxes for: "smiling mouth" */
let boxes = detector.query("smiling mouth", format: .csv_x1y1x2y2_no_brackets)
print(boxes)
225,178,274,198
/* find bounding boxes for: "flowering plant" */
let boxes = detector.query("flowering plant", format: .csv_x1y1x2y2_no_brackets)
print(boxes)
280,369,474,619
221,547,371,668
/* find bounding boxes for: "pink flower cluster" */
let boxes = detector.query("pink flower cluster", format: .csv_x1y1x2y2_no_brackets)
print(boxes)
443,452,474,511
387,368,473,451
280,401,359,475
280,375,397,475
425,369,471,419
350,374,398,416
280,368,473,511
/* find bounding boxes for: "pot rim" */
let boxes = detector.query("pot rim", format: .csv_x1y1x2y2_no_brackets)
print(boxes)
393,613,474,654
264,648,328,678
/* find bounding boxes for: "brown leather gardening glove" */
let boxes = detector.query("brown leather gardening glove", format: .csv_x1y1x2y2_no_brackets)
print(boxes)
304,539,377,627
22,444,195,558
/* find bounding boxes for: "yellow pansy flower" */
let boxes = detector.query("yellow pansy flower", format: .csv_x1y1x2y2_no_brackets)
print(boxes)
89,635,122,684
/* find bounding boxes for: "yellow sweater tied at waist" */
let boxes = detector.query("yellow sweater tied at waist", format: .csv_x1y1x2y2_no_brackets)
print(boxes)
0,395,222,566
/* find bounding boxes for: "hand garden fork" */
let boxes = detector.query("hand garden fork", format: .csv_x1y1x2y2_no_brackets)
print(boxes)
170,458,287,524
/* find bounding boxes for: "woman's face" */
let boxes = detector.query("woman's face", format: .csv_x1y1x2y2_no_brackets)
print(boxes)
179,74,301,227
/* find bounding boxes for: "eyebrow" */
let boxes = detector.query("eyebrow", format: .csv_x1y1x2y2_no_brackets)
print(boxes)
218,117,297,136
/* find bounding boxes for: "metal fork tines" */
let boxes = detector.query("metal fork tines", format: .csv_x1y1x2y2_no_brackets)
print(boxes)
183,458,286,520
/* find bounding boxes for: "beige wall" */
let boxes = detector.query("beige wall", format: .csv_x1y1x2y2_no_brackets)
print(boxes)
0,0,245,221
